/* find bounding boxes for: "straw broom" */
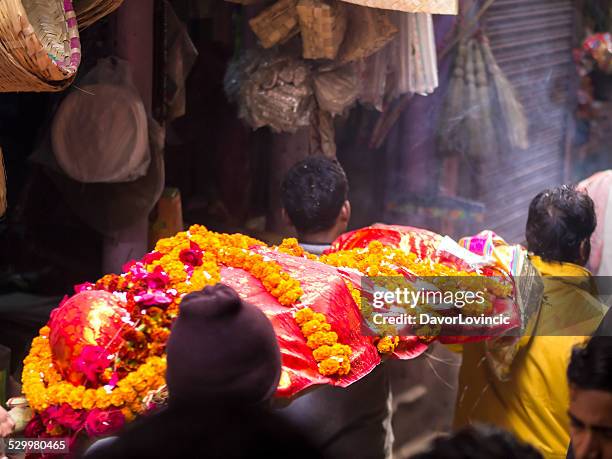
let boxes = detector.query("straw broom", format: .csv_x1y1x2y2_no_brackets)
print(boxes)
465,39,482,158
474,38,498,156
439,39,468,155
480,36,529,150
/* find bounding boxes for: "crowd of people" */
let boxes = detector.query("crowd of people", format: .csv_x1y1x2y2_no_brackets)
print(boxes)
0,156,611,459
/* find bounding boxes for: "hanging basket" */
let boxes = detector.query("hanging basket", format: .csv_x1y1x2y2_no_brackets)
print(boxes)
249,0,300,49
337,5,398,64
0,0,81,92
74,0,124,30
297,0,348,60
338,0,457,14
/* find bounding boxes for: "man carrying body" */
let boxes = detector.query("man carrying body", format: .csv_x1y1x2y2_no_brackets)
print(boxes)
278,156,393,459
455,185,608,459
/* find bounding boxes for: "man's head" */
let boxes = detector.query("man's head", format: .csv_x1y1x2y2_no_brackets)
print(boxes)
412,425,542,459
526,185,596,265
281,156,350,242
166,284,281,407
568,337,612,459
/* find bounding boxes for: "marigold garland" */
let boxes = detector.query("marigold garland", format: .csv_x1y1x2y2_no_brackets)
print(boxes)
148,233,220,295
344,280,362,310
23,225,311,432
295,308,351,377
276,238,318,260
22,327,166,420
218,246,302,306
23,225,512,440
320,241,512,312
320,240,514,347
376,336,400,354
151,226,303,306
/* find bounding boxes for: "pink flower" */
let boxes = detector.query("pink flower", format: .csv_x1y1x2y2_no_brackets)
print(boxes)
42,404,85,432
144,266,170,290
72,346,111,385
24,415,46,438
179,241,203,267
107,372,119,388
74,283,94,293
126,261,147,278
127,264,174,306
128,263,170,291
85,409,125,437
142,251,163,265
134,290,173,306
121,259,138,273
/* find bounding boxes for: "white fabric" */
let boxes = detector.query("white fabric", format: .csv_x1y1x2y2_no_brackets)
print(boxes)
598,187,612,277
299,242,332,256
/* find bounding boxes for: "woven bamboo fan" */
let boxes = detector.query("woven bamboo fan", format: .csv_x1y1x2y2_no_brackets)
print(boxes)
298,0,347,60
0,0,81,92
338,5,398,64
249,0,299,49
74,0,124,30
0,147,6,217
338,0,457,14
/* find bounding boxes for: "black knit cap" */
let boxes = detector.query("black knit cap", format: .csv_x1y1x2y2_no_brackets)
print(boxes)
166,284,281,407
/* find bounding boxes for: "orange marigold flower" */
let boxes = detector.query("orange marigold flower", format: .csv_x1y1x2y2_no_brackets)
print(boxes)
312,345,333,361
338,358,351,376
319,356,351,377
318,358,340,375
294,308,315,325
295,308,352,376
377,336,400,354
306,331,338,350
301,320,331,337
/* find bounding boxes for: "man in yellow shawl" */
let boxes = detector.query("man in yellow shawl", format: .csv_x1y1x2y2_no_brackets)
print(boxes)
454,185,608,459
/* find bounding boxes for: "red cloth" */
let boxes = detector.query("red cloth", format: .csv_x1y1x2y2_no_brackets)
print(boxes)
221,247,382,398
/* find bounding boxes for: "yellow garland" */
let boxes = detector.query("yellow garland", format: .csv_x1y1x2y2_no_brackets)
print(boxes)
25,228,510,420
218,246,302,306
22,327,166,420
323,240,512,346
152,226,303,306
294,308,351,377
149,249,220,296
377,336,400,354
276,238,318,260
320,241,512,315
320,243,400,277
344,280,362,310
23,226,309,421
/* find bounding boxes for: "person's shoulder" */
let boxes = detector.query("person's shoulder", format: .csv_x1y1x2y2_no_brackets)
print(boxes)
82,408,201,459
